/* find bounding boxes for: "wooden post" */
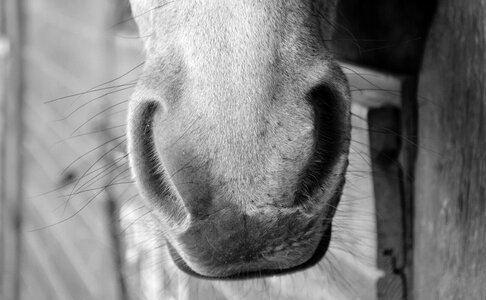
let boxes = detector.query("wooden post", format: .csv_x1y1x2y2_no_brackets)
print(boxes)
415,0,486,298
0,2,8,296
0,0,25,300
343,63,416,299
369,106,406,300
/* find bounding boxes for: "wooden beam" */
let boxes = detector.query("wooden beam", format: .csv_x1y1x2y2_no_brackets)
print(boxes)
342,60,418,299
369,107,406,300
415,0,486,298
0,1,25,300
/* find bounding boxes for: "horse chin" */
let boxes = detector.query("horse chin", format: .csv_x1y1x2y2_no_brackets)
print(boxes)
166,176,346,280
167,222,334,280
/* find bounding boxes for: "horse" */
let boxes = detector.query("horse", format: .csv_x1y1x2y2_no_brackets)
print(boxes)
128,0,349,280
125,0,486,299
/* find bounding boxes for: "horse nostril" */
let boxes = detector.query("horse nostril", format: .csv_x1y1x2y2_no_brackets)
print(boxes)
294,82,350,206
128,101,191,227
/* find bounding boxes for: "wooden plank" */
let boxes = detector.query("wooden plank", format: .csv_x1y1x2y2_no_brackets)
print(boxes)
368,107,406,300
414,1,486,299
344,61,417,299
0,1,25,300
399,78,418,300
0,3,9,297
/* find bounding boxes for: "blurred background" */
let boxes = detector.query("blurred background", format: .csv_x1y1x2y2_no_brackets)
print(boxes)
0,1,415,299
0,1,152,299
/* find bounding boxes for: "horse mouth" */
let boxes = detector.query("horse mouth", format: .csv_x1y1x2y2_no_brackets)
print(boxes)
167,222,334,280
166,181,345,280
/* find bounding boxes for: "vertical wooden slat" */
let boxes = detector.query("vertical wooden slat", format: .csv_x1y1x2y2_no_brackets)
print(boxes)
399,78,418,300
369,106,406,300
415,0,486,298
0,0,8,296
343,63,416,299
0,1,25,300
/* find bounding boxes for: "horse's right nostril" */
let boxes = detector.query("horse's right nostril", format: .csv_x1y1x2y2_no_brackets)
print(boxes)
128,100,191,228
294,82,350,206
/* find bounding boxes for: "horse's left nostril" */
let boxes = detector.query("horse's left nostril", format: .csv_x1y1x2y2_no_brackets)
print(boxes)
294,82,350,206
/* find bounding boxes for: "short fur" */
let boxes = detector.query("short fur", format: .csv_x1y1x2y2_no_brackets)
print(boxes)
127,0,351,279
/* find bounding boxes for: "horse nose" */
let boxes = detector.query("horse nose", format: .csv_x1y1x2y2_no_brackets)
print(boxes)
144,69,351,218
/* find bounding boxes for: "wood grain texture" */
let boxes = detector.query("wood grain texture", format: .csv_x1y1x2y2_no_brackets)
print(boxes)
0,1,25,299
415,0,486,298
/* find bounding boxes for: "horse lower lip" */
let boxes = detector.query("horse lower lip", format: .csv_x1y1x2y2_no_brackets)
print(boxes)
167,221,334,280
